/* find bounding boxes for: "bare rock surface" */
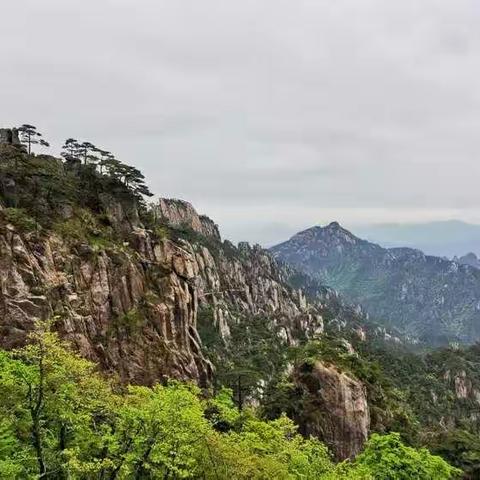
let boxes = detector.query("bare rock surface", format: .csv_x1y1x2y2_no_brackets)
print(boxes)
294,361,370,460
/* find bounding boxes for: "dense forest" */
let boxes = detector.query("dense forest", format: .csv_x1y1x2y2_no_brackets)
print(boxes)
0,324,459,479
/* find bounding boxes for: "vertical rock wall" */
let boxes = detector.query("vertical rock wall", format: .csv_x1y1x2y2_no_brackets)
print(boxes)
294,361,370,460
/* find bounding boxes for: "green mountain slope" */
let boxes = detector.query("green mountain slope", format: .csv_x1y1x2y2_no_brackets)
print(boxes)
271,222,480,345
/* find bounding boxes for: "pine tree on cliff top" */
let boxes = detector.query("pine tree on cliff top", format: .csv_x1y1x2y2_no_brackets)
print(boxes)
18,124,49,154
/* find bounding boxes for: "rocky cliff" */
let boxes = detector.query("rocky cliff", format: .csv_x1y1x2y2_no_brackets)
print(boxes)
0,212,211,385
0,128,21,146
295,361,370,460
0,205,321,384
155,198,221,240
0,189,378,459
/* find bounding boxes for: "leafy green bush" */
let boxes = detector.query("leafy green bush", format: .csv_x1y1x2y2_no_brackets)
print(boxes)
53,217,86,241
351,433,461,479
153,224,170,240
52,209,120,253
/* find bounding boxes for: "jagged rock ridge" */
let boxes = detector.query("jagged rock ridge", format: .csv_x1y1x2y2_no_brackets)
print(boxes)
155,198,221,240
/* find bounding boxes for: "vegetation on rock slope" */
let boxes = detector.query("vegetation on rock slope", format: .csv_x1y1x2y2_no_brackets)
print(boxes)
197,300,480,477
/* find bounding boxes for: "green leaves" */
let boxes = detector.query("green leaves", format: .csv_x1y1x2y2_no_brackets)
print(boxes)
350,433,462,480
0,324,461,479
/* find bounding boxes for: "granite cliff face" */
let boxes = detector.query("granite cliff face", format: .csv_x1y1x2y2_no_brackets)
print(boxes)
0,193,374,459
0,202,319,384
295,361,370,460
0,210,211,385
271,222,480,345
155,198,221,240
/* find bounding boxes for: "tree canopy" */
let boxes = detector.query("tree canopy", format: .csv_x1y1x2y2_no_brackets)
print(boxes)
0,323,461,479
18,124,50,154
0,126,153,229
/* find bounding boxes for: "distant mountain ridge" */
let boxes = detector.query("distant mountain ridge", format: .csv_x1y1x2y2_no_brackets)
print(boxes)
271,222,480,345
353,220,480,258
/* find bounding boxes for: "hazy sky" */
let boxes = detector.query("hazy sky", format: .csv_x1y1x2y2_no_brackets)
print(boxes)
2,0,480,245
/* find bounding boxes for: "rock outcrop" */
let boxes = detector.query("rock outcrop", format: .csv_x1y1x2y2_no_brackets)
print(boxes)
294,361,370,460
0,220,211,385
0,128,21,146
443,369,480,404
155,198,220,240
0,203,325,384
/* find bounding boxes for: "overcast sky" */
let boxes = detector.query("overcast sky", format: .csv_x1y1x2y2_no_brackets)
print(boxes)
2,0,480,245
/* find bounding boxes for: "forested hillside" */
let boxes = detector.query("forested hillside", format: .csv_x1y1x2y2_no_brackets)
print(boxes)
271,222,480,345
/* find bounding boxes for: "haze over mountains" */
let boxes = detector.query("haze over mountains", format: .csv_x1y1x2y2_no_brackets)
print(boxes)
271,222,480,346
352,220,480,259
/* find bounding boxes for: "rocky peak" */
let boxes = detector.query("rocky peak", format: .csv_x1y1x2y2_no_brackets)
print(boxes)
271,223,363,268
291,222,360,248
154,198,220,240
324,221,343,231
322,221,359,242
272,221,480,346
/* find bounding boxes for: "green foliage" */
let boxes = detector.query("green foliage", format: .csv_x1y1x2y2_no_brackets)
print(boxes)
0,321,115,478
2,207,38,232
113,307,146,334
153,224,170,241
0,136,153,232
198,307,289,410
350,433,461,479
52,208,127,254
428,428,480,478
0,321,459,479
0,149,76,226
206,387,241,429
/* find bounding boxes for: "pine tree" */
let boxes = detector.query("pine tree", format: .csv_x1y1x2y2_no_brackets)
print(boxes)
18,124,50,154
77,141,97,166
61,138,81,161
